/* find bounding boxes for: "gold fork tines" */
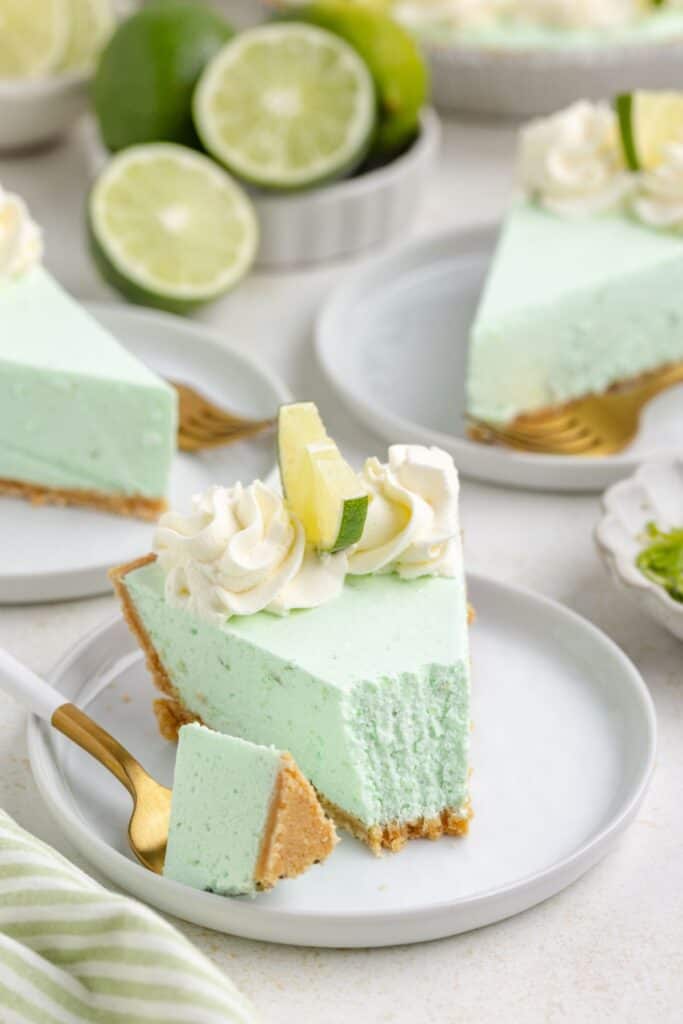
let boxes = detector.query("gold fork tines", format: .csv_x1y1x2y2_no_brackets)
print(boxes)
470,362,683,457
171,381,276,453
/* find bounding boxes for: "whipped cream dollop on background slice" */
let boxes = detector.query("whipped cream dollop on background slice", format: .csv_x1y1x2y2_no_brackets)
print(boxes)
518,0,639,29
155,481,346,622
394,0,639,31
0,186,43,279
633,142,683,230
348,445,462,579
517,101,633,217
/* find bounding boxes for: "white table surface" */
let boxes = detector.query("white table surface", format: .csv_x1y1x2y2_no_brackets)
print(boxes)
1,115,682,1024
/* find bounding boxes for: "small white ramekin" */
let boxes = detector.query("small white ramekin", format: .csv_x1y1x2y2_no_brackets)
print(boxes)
595,460,683,642
0,71,92,152
251,108,440,269
426,37,683,119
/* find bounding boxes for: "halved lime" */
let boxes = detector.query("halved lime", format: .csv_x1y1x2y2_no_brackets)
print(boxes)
278,402,368,552
193,23,376,190
61,0,114,72
0,0,69,78
291,2,429,161
89,143,258,314
616,90,683,172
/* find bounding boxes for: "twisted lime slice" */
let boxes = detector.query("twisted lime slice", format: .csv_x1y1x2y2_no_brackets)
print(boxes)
278,402,368,552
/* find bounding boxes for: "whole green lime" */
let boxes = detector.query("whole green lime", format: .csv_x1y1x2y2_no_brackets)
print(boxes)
93,2,233,152
288,1,429,160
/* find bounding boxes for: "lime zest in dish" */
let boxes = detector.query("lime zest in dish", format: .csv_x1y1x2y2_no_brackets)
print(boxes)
636,522,683,603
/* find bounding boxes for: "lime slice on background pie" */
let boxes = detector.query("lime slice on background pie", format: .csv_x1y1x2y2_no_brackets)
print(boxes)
616,90,683,171
193,23,376,190
0,0,69,78
278,402,369,552
88,143,258,314
61,0,114,72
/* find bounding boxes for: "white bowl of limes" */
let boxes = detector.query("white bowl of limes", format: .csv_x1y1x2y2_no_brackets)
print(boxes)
0,0,115,152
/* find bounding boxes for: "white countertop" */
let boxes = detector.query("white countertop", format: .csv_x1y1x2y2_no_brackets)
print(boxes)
1,116,681,1024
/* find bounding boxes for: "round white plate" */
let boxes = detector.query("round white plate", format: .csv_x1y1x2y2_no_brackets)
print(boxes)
424,36,683,119
316,227,683,492
27,575,656,948
1,305,291,605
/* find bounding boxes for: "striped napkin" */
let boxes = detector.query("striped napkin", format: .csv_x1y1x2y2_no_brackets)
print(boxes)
0,810,258,1024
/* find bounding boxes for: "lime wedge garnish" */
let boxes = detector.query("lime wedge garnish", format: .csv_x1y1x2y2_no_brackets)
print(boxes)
89,143,258,313
616,90,683,172
0,0,69,78
193,23,376,190
278,402,368,552
61,0,114,72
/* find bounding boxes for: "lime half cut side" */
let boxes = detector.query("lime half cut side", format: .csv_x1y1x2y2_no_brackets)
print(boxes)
194,23,376,190
0,0,69,78
61,0,115,72
89,143,258,313
278,402,368,552
616,90,683,172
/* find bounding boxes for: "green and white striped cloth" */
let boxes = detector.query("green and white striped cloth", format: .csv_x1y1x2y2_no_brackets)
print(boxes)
0,810,259,1024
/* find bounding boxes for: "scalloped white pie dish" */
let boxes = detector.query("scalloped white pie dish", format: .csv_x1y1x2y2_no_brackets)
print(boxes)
595,460,683,642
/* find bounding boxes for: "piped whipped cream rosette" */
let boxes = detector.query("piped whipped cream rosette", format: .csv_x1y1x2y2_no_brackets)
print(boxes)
392,0,647,32
0,186,43,279
517,91,683,232
154,481,347,622
154,402,464,626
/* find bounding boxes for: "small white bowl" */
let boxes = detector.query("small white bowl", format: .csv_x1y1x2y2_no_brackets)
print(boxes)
595,460,683,642
0,71,92,152
426,37,683,119
251,107,440,269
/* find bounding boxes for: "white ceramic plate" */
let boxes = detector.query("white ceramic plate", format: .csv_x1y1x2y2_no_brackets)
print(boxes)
1,305,290,605
596,460,683,642
316,227,683,493
27,575,656,948
425,36,683,119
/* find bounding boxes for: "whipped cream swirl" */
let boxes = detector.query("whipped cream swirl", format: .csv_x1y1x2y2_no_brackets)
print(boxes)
348,445,462,579
633,142,683,230
518,101,633,217
0,186,42,279
517,0,639,29
394,0,509,30
154,482,346,623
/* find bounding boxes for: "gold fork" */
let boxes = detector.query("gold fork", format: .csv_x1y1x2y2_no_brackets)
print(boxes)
0,648,171,875
469,362,683,457
171,381,276,453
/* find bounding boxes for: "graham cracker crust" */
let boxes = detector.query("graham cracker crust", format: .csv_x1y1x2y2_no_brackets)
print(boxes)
111,554,473,854
0,478,166,521
318,796,472,856
256,754,338,889
468,360,683,446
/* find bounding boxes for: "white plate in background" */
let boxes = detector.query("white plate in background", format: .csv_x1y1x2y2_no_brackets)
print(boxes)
28,574,655,947
1,305,290,604
316,226,683,493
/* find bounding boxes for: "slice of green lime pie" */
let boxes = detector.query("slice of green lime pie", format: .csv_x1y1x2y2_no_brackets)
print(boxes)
112,403,472,854
467,92,683,433
0,184,177,518
165,724,337,895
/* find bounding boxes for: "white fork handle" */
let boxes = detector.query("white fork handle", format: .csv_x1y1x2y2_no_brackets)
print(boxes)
0,648,64,722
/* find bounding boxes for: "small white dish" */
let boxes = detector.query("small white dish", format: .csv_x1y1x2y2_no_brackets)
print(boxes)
315,226,683,493
596,460,683,642
0,71,93,152
251,108,440,268
0,304,290,605
425,36,683,119
28,575,656,948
